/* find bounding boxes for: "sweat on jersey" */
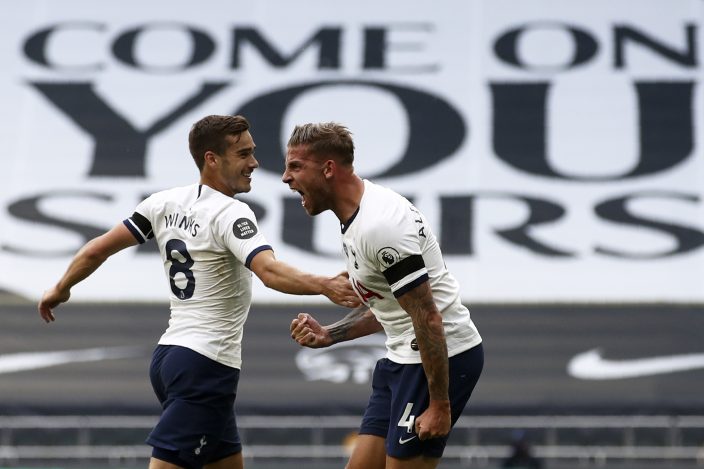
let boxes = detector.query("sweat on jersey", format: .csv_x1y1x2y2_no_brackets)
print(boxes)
123,183,272,369
341,180,482,364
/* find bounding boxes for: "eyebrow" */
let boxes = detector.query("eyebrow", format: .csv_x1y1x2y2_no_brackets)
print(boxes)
237,145,256,154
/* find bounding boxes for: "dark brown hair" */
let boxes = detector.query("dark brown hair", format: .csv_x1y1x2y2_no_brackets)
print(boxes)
188,115,250,170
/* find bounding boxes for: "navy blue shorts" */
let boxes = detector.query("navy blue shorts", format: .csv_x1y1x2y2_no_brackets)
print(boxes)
147,345,242,469
358,343,483,459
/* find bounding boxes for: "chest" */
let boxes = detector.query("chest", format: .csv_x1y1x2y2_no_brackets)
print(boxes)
341,237,391,306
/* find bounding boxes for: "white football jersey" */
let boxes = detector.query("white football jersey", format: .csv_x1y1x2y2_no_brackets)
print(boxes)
123,183,271,369
341,180,481,364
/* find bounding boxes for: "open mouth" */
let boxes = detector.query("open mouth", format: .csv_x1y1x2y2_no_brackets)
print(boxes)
291,188,306,207
289,186,306,207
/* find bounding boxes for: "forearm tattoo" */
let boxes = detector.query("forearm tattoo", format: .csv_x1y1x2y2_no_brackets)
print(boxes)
405,290,449,401
327,306,370,344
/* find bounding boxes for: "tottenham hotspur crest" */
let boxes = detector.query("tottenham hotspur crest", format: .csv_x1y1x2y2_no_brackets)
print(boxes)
344,243,359,269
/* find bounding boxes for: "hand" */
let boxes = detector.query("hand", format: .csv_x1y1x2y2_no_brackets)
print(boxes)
38,286,71,323
323,271,361,308
414,399,451,440
290,313,332,348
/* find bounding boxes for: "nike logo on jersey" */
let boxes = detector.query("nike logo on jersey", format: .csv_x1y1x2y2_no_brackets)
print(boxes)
398,435,418,444
0,346,146,374
567,348,704,380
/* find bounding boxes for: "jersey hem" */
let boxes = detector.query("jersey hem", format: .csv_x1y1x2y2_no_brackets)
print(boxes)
157,340,242,370
385,336,483,364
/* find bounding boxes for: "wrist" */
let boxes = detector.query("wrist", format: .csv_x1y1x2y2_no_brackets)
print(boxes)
54,282,71,296
326,331,335,347
429,398,451,409
318,276,332,297
324,325,343,345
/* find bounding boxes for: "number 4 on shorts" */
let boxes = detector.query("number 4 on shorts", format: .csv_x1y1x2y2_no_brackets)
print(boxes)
397,402,415,433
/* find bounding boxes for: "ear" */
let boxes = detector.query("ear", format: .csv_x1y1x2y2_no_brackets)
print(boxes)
204,151,218,168
322,159,335,179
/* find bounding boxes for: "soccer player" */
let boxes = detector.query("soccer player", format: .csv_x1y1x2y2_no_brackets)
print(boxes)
38,115,360,469
284,122,483,469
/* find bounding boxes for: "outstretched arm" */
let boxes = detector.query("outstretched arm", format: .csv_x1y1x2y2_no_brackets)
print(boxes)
249,249,360,308
290,306,382,348
397,280,451,441
38,223,138,323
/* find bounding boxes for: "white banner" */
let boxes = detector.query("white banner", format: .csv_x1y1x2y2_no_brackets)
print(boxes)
1,0,702,303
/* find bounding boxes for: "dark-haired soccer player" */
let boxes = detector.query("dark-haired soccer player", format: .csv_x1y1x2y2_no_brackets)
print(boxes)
39,115,359,469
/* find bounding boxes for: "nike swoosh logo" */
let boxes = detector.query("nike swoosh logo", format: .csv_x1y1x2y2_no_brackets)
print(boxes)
567,348,704,380
398,435,417,444
0,346,146,374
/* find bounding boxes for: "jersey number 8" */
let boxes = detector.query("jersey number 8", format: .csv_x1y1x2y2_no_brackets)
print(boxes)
165,239,195,300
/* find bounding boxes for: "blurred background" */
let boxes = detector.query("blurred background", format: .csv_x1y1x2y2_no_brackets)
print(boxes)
1,0,703,468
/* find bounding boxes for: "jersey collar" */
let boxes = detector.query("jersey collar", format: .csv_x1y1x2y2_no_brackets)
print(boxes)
340,206,360,234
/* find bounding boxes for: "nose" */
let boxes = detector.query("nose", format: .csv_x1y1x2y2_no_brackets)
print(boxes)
250,155,259,169
281,169,291,184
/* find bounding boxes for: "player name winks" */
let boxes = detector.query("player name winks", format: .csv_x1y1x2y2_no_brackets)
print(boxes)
164,212,201,237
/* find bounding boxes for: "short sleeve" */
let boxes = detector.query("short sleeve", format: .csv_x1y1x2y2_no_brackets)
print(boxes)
123,196,155,244
366,214,429,298
215,203,272,269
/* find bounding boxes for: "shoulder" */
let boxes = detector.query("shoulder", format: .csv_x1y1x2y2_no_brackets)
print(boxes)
145,184,196,204
353,200,401,252
363,179,400,201
135,186,182,213
206,196,260,242
361,181,414,231
218,197,257,220
365,180,411,213
355,182,424,255
192,186,253,217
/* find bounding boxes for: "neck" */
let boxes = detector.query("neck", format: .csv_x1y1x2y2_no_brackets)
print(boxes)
199,173,233,197
332,175,365,223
